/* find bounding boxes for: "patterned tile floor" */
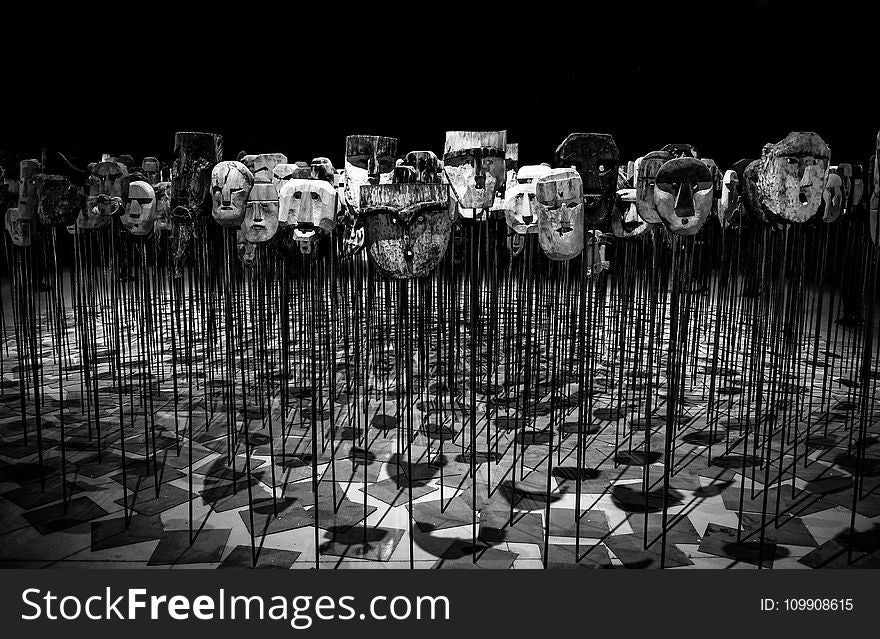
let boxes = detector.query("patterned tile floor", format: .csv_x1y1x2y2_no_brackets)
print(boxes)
0,269,878,569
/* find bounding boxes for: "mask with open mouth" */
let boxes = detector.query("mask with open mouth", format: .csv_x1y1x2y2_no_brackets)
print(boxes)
360,183,454,278
242,182,279,243
37,174,79,226
122,180,157,236
443,130,506,215
211,161,254,228
754,131,830,224
4,207,30,246
554,133,619,227
535,168,584,260
653,157,714,235
278,178,337,255
171,131,223,222
821,173,844,223
344,135,397,209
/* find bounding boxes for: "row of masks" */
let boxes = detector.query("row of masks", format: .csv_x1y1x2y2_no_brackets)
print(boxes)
5,130,879,276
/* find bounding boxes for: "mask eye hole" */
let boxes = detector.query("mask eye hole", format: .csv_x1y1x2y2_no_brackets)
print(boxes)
294,191,303,200
310,192,320,201
566,202,578,208
417,214,425,223
212,186,221,193
598,164,605,172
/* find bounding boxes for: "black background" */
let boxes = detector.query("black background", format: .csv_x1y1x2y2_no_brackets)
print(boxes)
1,0,877,174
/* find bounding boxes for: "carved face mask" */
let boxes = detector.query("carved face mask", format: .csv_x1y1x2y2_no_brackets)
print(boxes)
211,161,254,228
240,153,287,186
718,170,740,230
504,164,553,235
37,174,75,225
17,160,41,223
653,157,714,235
310,157,336,183
554,133,619,226
821,173,844,223
611,188,650,237
635,151,670,224
171,131,223,219
81,160,128,228
141,157,162,184
535,169,584,261
153,182,172,232
122,180,157,235
344,136,397,208
402,151,442,184
237,229,256,267
278,179,337,254
755,131,830,224
242,182,279,243
829,164,853,215
443,130,507,214
4,207,30,246
360,183,454,278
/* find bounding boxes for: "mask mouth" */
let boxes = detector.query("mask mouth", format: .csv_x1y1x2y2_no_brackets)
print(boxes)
250,223,265,231
556,225,573,236
798,190,809,205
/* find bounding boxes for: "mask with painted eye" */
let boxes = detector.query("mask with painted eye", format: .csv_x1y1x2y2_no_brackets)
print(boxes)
653,157,714,235
611,188,651,238
344,135,397,209
554,133,619,227
278,179,337,255
360,183,454,278
37,174,77,226
4,207,30,246
242,182,280,243
211,161,254,228
443,130,507,215
170,131,223,220
821,173,844,223
122,180,157,236
504,164,553,236
755,131,830,224
535,168,584,261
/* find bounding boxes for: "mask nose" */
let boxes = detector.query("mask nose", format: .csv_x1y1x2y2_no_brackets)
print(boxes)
674,181,695,217
368,155,379,184
252,204,264,222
